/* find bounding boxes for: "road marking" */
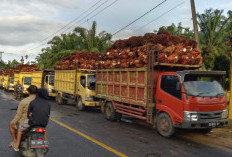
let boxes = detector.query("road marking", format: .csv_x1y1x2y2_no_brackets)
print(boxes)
50,118,127,157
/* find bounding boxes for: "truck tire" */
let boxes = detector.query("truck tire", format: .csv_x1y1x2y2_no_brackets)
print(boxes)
156,112,175,138
105,102,121,121
76,98,85,111
56,94,67,105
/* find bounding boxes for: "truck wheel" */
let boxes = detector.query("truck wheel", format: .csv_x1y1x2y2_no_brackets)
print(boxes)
156,112,175,138
56,94,67,105
76,98,85,111
105,102,121,121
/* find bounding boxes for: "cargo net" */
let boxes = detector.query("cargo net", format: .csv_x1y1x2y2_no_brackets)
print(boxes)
55,30,202,70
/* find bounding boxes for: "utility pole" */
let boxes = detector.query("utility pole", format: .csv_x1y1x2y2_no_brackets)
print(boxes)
190,0,200,49
0,51,4,61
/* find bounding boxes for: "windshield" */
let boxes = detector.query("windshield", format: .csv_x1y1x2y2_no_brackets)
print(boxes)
10,77,14,84
184,81,224,97
87,75,96,90
24,77,32,85
49,75,54,86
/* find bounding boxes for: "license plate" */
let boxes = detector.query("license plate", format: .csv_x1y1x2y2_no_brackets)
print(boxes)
31,140,48,147
208,122,219,127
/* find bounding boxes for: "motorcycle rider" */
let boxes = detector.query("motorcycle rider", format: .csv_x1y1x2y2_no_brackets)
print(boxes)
14,81,22,99
9,85,37,151
14,87,51,150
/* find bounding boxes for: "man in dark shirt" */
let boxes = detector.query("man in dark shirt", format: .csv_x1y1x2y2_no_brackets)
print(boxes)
28,88,51,127
14,88,51,150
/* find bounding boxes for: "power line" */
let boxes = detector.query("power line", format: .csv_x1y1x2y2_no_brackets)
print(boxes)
17,0,104,53
134,1,185,33
61,0,110,34
80,0,119,26
37,0,104,44
25,0,119,53
113,0,167,36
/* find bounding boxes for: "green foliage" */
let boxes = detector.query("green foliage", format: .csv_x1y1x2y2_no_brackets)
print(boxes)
0,59,20,69
213,54,230,90
154,22,195,39
197,9,232,69
36,21,113,69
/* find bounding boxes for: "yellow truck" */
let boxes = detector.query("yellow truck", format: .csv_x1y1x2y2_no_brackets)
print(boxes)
3,75,9,90
14,72,32,95
55,69,99,110
31,70,56,97
8,75,14,91
0,75,4,88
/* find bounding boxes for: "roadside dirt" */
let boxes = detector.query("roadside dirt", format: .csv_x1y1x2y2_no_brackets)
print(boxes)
179,125,232,152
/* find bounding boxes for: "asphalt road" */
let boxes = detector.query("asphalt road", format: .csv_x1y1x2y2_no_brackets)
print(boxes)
0,90,231,157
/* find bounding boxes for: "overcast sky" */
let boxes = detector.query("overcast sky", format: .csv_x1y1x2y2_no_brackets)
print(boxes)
0,0,231,62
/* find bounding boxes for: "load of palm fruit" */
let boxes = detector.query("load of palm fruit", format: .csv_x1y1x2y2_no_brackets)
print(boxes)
55,51,105,70
14,64,39,72
3,68,16,75
55,30,202,70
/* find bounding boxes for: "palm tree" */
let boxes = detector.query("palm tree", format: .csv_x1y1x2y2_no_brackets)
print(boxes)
74,21,112,52
197,9,232,69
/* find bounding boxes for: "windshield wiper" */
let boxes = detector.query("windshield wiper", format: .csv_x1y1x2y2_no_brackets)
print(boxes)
214,93,225,97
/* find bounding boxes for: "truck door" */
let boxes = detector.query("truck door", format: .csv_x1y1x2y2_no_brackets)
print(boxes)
44,76,49,89
156,74,183,124
77,75,86,98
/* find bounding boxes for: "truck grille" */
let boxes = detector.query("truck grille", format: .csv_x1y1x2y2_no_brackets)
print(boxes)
93,96,100,101
198,111,222,120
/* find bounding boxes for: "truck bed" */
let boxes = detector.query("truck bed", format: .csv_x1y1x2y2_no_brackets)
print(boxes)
54,70,76,95
96,68,153,107
32,71,43,88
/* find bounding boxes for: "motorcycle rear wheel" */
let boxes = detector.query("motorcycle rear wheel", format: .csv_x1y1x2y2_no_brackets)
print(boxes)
35,148,44,157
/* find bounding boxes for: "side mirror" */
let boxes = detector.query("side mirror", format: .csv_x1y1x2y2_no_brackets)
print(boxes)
176,82,181,91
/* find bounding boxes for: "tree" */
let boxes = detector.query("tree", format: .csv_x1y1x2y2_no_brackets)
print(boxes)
154,22,195,39
74,21,113,52
197,9,232,69
36,21,113,69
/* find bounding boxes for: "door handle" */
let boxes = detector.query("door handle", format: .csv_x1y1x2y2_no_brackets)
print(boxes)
157,99,162,103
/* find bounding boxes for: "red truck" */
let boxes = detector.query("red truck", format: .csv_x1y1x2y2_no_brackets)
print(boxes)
96,51,228,137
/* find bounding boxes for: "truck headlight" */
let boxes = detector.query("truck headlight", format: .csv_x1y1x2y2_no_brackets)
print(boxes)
85,95,94,101
24,87,27,91
48,89,52,93
221,110,228,119
184,111,198,121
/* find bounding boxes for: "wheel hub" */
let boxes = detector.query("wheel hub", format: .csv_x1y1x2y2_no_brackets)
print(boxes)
159,117,170,132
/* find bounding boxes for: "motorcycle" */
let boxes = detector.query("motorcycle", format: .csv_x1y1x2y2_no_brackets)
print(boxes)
15,87,23,100
17,127,48,157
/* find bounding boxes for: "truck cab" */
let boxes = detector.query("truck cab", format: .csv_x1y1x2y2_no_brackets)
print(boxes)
155,70,228,136
44,74,56,97
8,75,14,91
3,75,9,90
22,76,32,94
76,72,98,110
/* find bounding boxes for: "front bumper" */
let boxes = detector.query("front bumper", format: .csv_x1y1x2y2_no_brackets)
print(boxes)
22,90,29,95
48,92,57,97
84,101,100,107
9,87,14,91
180,118,228,129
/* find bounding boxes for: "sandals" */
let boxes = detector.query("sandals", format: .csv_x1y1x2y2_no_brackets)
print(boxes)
8,142,19,151
8,142,13,148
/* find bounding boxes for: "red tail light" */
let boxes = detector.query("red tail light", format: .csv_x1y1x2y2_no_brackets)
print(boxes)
36,128,45,133
38,138,43,141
